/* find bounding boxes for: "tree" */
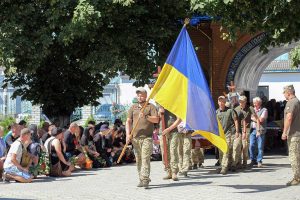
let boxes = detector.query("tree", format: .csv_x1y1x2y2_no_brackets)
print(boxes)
191,0,300,54
0,0,191,124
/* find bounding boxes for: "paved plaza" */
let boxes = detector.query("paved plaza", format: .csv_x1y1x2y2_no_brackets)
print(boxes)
0,153,299,200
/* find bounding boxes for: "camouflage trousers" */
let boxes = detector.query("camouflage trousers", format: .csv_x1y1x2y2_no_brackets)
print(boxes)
191,148,204,165
288,137,300,180
219,133,242,169
132,137,153,182
178,133,192,173
241,129,251,166
160,132,179,174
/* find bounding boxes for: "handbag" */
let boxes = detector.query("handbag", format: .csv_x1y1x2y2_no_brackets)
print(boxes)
48,139,63,177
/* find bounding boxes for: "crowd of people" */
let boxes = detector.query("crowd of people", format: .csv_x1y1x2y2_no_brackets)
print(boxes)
0,119,135,183
0,84,299,189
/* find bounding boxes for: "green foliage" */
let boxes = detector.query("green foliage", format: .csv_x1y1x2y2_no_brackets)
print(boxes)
191,0,300,52
0,116,16,135
39,120,46,129
289,45,300,68
84,115,95,127
0,0,191,119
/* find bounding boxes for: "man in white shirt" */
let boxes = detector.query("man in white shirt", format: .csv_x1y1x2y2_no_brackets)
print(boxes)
3,128,33,183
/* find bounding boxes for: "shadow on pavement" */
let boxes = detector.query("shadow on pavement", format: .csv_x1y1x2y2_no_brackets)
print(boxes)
149,181,212,189
0,198,35,200
220,184,287,193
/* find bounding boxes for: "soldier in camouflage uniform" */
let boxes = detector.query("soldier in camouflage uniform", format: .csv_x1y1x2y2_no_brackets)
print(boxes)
126,87,159,189
177,121,192,177
236,96,260,168
282,85,300,186
230,94,243,171
216,96,239,175
191,139,205,169
158,107,181,181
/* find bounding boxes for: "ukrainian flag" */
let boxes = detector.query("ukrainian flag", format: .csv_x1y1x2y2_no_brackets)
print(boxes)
149,26,227,153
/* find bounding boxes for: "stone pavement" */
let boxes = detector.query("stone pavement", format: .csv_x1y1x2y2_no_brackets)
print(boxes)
0,154,299,200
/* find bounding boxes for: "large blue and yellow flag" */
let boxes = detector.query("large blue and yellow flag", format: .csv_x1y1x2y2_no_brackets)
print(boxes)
149,26,227,153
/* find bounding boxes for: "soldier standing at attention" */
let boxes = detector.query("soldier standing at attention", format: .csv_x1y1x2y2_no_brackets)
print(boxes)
158,107,181,181
126,87,159,189
216,96,239,175
177,121,192,177
282,85,300,186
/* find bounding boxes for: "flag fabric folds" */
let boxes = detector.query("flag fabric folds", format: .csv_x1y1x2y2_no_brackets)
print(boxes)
149,26,227,153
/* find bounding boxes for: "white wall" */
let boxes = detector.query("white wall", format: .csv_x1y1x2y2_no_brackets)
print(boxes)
118,83,151,105
259,72,300,101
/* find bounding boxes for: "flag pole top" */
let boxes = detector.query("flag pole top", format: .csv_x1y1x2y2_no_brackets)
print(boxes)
184,18,190,27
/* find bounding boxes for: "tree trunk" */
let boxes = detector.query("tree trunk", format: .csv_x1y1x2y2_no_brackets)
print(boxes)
50,115,71,128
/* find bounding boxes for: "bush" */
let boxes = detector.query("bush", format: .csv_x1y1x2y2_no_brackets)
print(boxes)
84,115,96,127
0,116,16,136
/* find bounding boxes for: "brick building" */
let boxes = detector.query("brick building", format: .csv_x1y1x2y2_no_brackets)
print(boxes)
187,21,299,102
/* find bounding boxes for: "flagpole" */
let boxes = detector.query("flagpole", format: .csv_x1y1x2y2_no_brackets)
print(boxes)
117,97,150,163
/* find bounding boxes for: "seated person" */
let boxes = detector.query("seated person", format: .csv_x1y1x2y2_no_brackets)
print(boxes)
3,128,33,183
64,123,85,168
0,126,7,180
41,124,56,145
112,126,126,164
45,128,74,177
81,127,103,168
99,124,113,167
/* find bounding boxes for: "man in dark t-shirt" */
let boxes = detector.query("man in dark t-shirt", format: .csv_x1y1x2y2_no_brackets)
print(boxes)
64,123,86,167
64,123,79,158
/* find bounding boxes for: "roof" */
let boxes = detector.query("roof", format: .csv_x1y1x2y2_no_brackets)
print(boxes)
264,60,300,73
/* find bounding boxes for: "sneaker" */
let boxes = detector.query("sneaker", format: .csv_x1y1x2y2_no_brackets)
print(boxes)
2,172,11,183
220,168,227,175
163,173,172,180
249,161,257,167
286,179,300,186
257,162,263,168
142,181,150,189
137,181,143,187
192,164,198,170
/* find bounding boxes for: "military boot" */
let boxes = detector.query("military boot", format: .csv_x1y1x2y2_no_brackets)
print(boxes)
172,173,179,181
286,178,300,186
163,172,172,180
220,168,228,175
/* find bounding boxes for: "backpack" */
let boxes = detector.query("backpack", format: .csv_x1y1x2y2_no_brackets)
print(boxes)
18,141,32,168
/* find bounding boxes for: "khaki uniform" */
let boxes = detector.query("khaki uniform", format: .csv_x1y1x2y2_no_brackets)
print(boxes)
232,105,244,168
178,132,192,173
216,107,238,170
160,110,179,175
191,139,204,166
237,105,256,166
285,97,300,181
128,103,158,182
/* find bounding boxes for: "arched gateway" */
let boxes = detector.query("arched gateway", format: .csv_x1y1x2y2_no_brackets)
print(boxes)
188,23,299,101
